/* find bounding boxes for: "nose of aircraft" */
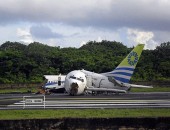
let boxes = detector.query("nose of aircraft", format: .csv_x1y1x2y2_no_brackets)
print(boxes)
70,82,79,96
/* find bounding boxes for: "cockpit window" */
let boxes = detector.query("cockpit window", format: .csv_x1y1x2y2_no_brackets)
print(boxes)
77,78,84,82
69,76,76,79
69,76,84,82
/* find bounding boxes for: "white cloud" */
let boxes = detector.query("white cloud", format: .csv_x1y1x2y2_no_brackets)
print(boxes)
80,41,86,47
127,29,158,49
17,28,33,44
17,28,30,37
0,0,170,49
97,37,102,42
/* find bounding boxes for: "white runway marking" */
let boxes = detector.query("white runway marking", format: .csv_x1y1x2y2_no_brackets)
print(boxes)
7,99,170,109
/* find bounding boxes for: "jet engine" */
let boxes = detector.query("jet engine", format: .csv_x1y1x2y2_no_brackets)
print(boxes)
64,70,87,95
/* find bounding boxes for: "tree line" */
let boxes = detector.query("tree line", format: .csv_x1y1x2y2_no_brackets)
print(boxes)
0,41,169,83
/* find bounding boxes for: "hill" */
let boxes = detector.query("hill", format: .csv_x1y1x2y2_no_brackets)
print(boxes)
0,41,169,83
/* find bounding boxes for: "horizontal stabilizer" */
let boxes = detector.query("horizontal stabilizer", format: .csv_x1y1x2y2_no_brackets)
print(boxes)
86,87,127,93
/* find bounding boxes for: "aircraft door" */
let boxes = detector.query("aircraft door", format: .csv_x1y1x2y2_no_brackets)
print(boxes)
58,77,61,86
86,75,92,87
99,79,105,88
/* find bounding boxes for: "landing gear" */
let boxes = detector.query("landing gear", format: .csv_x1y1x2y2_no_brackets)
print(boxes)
115,92,120,95
84,90,90,96
92,91,97,96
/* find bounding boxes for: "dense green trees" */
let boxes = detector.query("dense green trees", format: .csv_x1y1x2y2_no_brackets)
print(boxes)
0,41,169,83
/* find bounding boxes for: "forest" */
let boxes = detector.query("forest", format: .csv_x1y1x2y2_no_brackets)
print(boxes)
0,41,169,83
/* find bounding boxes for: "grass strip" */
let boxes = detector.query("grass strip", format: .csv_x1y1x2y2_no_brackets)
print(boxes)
0,87,38,94
131,86,170,92
0,108,170,120
0,86,170,94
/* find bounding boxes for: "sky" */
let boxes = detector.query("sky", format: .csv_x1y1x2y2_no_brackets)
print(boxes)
0,0,170,49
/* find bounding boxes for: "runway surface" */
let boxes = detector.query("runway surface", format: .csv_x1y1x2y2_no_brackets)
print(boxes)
0,92,170,109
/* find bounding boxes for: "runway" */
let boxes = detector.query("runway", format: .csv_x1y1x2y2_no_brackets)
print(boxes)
0,92,170,109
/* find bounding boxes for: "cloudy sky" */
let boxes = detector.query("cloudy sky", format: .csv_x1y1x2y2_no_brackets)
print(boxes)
0,0,170,49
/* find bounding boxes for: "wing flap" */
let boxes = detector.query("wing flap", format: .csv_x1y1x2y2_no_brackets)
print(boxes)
129,84,153,88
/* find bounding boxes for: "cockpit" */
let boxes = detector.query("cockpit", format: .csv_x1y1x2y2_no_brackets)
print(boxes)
65,70,87,95
69,76,84,82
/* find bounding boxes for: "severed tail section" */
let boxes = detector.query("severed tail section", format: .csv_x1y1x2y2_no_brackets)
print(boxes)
106,44,144,83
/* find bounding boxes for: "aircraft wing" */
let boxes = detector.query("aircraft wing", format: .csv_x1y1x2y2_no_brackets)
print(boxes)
128,84,153,88
86,87,127,93
111,78,153,88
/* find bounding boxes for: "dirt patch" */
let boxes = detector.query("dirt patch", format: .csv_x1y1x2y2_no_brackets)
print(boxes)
0,117,170,130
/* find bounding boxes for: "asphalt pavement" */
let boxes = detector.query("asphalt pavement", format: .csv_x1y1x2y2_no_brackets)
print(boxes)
0,92,170,109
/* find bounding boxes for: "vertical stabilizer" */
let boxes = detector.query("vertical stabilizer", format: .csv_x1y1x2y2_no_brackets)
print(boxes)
106,44,144,83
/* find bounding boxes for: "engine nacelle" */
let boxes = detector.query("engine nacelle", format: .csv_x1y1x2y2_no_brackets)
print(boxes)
64,70,87,95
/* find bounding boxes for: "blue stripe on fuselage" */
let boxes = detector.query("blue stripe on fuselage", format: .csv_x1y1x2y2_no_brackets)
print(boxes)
45,81,65,86
45,82,57,86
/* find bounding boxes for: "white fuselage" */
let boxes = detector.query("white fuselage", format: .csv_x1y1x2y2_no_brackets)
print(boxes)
81,70,128,90
64,70,128,95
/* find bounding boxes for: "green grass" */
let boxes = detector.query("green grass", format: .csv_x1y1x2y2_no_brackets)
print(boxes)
0,87,38,94
0,86,170,94
0,108,170,119
131,86,170,92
